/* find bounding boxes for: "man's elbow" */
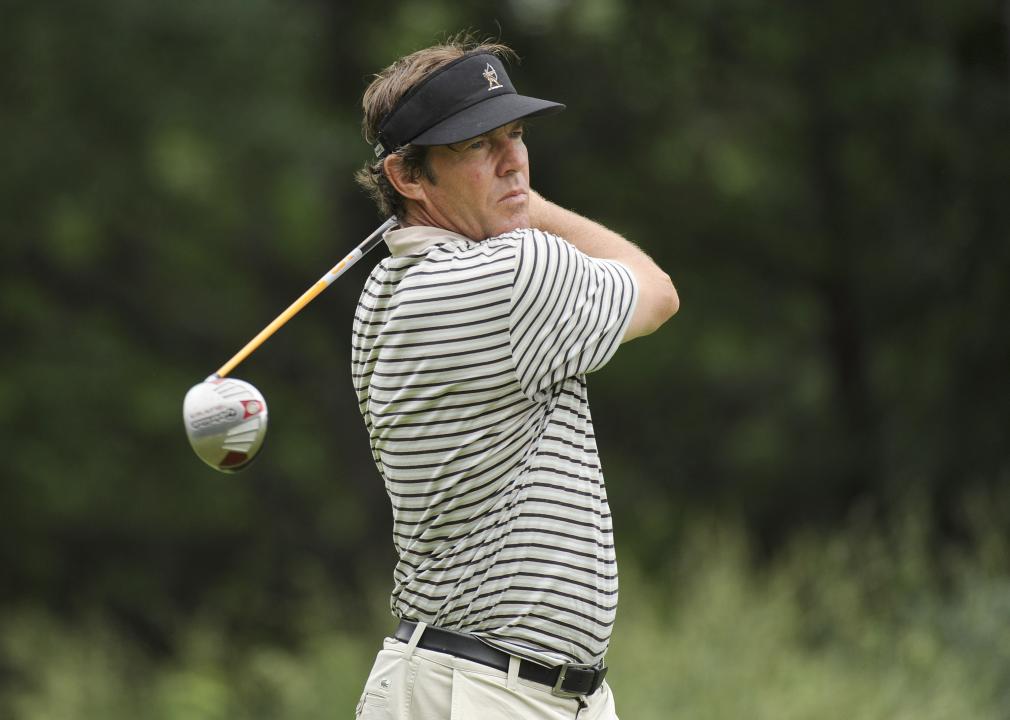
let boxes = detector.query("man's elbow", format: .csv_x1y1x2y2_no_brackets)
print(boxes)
622,271,679,343
634,274,679,338
650,272,678,328
661,273,679,320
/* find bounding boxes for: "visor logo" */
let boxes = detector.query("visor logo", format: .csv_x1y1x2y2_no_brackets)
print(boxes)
483,64,503,91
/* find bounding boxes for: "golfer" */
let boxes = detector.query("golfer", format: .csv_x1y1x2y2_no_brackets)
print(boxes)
351,36,678,719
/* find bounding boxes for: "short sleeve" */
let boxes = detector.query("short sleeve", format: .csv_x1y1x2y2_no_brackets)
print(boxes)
509,229,639,401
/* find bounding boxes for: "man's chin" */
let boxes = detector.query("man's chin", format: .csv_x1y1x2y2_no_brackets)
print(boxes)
489,210,530,237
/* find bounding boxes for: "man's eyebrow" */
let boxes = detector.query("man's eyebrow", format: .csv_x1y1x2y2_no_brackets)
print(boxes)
448,132,489,152
448,136,480,153
448,122,525,153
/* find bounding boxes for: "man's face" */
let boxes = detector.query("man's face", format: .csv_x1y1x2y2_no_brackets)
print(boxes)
416,121,530,240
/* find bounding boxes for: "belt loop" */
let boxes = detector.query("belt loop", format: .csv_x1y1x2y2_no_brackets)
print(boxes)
403,621,427,661
506,655,520,691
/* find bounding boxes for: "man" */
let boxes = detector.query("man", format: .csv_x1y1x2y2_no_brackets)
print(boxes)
351,37,677,719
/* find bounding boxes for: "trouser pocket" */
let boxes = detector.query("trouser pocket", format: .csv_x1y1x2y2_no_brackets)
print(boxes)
355,690,390,720
356,645,420,719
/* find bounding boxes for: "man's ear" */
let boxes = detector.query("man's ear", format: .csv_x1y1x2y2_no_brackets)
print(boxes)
383,155,426,202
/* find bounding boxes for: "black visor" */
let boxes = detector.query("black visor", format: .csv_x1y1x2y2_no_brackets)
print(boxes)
373,52,564,158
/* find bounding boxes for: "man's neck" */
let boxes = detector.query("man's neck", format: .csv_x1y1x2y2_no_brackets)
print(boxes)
400,204,476,240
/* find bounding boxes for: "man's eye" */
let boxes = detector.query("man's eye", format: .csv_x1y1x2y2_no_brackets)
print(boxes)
468,140,485,150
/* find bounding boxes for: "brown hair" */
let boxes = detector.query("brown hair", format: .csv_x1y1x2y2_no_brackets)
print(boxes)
355,33,516,218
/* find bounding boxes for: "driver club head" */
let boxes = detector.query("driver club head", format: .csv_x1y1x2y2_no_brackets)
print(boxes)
183,377,268,473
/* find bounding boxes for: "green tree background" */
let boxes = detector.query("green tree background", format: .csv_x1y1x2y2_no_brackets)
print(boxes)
2,0,1009,717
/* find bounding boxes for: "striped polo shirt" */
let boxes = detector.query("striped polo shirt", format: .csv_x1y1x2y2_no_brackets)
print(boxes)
351,224,638,667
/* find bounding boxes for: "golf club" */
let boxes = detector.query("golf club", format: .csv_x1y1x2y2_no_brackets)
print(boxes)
183,216,397,472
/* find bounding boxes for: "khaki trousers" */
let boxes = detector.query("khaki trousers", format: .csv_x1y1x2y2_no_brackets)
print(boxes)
355,625,619,720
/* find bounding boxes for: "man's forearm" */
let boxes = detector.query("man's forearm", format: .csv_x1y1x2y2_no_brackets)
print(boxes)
528,190,651,265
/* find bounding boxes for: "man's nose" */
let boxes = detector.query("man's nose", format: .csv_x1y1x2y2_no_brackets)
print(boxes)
497,139,526,175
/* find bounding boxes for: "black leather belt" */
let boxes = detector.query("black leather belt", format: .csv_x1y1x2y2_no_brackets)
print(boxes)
394,620,607,698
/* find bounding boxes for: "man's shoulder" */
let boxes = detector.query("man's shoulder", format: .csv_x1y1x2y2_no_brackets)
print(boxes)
482,227,528,248
486,227,570,250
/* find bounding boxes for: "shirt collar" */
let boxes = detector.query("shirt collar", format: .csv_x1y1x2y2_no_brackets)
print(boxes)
383,225,474,257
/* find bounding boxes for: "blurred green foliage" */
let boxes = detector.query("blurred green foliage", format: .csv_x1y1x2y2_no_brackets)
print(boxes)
3,509,1009,717
1,0,1009,713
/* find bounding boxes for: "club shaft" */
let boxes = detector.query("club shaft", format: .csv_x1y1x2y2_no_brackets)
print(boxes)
211,217,396,380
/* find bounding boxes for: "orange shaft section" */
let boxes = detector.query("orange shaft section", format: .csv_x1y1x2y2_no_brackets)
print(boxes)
214,279,328,378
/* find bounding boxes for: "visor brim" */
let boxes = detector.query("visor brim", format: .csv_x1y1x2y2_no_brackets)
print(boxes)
410,94,564,147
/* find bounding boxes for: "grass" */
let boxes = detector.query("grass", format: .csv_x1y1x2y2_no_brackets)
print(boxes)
609,517,1009,719
2,511,1008,719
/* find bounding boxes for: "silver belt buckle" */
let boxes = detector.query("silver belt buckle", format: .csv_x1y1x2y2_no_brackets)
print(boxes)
551,662,596,698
